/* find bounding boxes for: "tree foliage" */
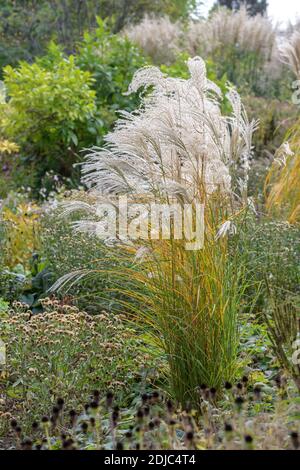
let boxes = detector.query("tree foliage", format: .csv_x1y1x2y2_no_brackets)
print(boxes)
0,0,196,69
216,0,268,16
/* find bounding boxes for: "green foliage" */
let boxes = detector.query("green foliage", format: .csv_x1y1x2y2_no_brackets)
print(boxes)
2,55,96,146
245,97,298,157
39,198,122,314
236,217,300,308
207,46,261,96
1,300,161,433
0,25,149,195
76,21,148,136
215,1,268,16
161,0,197,20
244,96,298,197
262,292,300,391
0,297,8,316
0,0,196,71
0,1,49,70
235,216,300,387
1,53,97,189
239,316,274,373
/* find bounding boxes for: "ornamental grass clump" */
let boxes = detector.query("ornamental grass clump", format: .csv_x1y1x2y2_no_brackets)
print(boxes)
265,34,300,223
265,140,300,223
280,32,300,78
124,15,182,65
187,7,277,95
127,8,278,95
55,57,257,405
187,7,275,60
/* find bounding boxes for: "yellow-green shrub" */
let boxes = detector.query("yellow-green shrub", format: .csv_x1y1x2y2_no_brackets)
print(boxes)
1,202,40,268
0,53,97,188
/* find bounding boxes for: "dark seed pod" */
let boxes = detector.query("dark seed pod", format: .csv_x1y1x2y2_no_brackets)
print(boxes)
224,423,233,433
10,419,18,429
167,399,174,412
141,393,149,404
57,398,64,410
234,396,244,411
290,431,299,450
136,409,144,420
106,391,114,407
21,439,33,450
90,400,99,409
32,421,39,431
81,422,88,433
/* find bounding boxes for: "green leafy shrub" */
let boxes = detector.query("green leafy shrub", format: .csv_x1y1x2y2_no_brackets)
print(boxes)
0,1,196,72
0,25,149,195
76,21,148,136
0,53,97,191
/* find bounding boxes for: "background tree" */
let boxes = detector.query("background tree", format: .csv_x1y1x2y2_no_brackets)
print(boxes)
0,0,197,69
216,0,268,16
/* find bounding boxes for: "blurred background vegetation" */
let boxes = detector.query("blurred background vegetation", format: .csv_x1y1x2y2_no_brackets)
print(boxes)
0,0,197,70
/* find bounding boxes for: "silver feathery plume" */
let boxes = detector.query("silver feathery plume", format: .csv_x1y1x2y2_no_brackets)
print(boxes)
65,57,257,238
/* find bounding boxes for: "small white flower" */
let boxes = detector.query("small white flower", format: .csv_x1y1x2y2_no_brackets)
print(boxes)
216,221,237,240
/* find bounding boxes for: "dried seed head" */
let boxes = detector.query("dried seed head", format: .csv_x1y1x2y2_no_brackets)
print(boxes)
224,381,232,390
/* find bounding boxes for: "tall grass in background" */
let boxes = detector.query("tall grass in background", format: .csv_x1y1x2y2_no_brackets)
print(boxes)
265,33,300,223
265,137,300,223
53,57,257,405
124,7,279,96
192,6,279,97
187,6,275,60
125,15,182,65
